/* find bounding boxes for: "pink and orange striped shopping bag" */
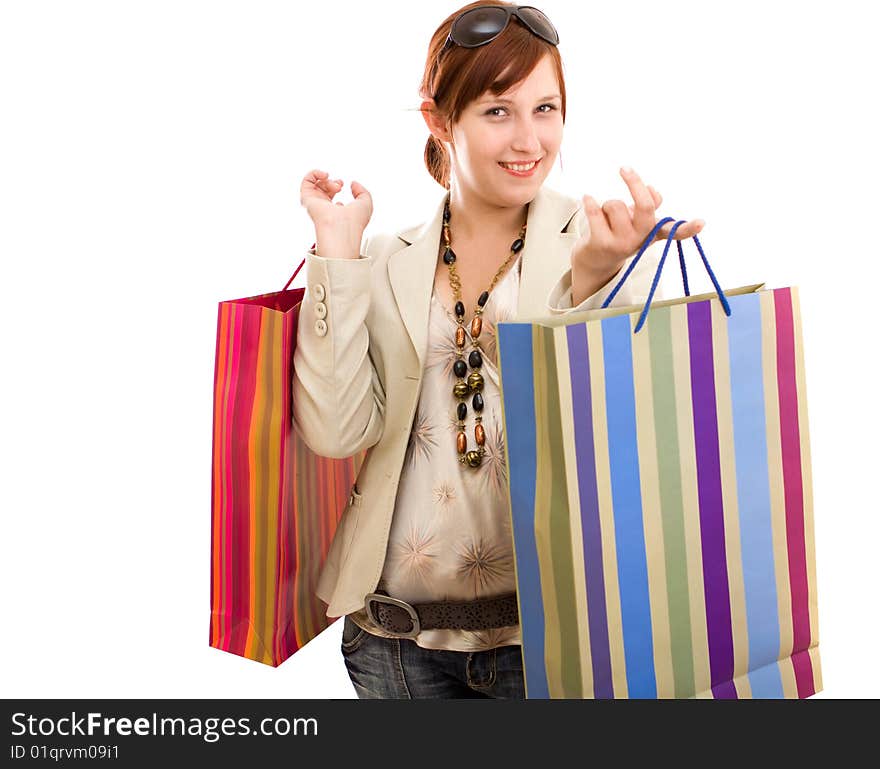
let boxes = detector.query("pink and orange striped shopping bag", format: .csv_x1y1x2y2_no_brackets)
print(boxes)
210,254,364,666
497,218,822,698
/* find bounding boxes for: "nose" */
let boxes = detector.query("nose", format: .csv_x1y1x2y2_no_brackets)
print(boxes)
510,119,542,156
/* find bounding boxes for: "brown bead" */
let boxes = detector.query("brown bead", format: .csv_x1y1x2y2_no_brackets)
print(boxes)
470,315,482,338
475,423,485,445
466,450,482,467
457,431,467,454
453,381,470,398
455,326,466,347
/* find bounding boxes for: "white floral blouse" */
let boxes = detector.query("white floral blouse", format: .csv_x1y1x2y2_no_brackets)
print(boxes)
348,251,527,652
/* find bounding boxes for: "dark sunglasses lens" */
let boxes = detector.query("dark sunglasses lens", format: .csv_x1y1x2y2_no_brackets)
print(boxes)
452,7,509,47
518,7,559,44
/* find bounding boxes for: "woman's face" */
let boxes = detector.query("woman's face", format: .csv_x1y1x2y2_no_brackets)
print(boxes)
446,53,564,206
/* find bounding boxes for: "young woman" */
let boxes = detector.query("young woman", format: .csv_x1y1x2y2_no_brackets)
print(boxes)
294,1,705,699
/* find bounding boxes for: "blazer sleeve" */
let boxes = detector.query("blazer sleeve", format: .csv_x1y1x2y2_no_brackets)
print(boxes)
291,235,386,458
545,205,667,315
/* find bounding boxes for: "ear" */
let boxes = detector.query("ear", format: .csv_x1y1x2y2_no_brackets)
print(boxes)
420,99,453,143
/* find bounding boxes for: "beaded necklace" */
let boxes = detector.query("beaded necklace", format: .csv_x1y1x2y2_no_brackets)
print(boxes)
441,193,528,468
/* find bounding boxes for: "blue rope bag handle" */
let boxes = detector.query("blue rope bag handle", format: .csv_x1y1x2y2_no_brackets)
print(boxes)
600,216,732,333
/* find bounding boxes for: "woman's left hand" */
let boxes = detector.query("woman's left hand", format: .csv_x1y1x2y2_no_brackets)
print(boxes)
572,167,705,280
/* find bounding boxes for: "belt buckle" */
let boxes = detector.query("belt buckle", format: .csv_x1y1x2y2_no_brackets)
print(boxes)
364,593,421,639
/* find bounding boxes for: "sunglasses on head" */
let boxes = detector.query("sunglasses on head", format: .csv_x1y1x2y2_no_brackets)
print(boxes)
440,4,559,55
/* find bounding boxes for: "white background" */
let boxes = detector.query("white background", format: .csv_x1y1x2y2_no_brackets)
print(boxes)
1,0,876,699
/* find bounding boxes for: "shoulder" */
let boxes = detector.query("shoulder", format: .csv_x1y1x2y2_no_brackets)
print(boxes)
360,201,439,260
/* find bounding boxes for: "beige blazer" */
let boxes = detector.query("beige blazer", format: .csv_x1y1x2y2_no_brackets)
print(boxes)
292,183,663,619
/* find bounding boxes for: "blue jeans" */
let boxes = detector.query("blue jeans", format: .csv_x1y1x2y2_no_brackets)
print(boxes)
340,614,526,699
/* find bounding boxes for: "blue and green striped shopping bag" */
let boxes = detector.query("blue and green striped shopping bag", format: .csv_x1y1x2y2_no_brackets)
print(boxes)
496,217,822,699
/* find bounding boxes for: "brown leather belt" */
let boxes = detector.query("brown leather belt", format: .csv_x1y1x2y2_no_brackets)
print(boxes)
364,590,519,639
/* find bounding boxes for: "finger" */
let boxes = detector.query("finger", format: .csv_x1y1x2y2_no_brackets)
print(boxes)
620,167,655,235
602,199,633,238
304,169,329,185
655,218,705,241
315,177,344,201
301,170,343,202
301,169,327,198
299,168,328,205
351,180,371,199
678,220,704,239
317,178,343,192
648,184,662,208
626,196,660,219
313,182,335,201
674,219,704,239
582,194,612,243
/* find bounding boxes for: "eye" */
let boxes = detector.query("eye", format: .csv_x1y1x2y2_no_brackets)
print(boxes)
485,104,558,116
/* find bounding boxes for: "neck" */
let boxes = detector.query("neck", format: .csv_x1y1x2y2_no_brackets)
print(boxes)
447,185,529,242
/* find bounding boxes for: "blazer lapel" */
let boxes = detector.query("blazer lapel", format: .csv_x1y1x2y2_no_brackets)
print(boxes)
389,185,581,372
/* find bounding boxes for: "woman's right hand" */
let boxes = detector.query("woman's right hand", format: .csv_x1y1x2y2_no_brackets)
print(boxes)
300,169,373,260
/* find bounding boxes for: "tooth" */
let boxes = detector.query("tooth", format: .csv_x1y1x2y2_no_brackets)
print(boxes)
501,161,536,170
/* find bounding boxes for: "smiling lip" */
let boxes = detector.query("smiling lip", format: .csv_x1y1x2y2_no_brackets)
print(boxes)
498,158,542,177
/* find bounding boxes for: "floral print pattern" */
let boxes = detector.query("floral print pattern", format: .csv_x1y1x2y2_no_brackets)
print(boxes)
348,253,525,651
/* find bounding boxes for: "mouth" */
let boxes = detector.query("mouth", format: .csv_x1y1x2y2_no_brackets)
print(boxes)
498,157,542,177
